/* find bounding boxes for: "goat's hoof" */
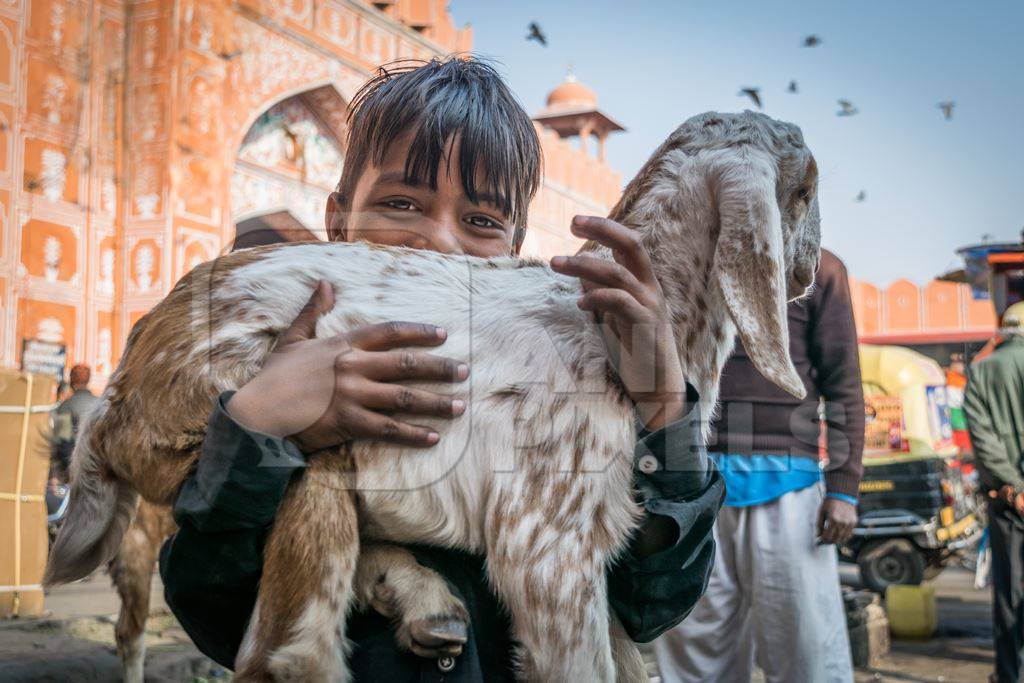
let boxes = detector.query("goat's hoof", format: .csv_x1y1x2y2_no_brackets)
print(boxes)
406,615,469,658
370,587,396,617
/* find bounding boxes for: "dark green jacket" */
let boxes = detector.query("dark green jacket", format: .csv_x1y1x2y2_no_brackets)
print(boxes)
160,391,724,681
965,336,1024,492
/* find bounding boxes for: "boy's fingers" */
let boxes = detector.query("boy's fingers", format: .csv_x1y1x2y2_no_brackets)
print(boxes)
350,351,468,383
578,288,648,322
569,216,655,284
359,382,465,418
277,281,334,348
551,255,648,303
349,321,448,352
346,406,440,447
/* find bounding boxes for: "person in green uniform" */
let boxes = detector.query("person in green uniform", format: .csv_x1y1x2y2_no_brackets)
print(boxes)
159,57,724,681
965,301,1024,683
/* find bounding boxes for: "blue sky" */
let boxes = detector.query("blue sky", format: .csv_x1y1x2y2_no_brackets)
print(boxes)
448,0,1024,285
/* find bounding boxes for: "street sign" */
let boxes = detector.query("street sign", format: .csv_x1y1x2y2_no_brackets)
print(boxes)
20,338,67,385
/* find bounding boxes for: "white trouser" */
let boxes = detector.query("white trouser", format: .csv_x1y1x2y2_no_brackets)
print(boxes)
653,483,853,683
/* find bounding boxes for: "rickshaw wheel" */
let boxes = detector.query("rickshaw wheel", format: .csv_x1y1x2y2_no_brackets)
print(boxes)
858,538,926,594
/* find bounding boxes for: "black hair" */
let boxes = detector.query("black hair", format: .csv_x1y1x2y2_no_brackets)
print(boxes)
335,57,542,249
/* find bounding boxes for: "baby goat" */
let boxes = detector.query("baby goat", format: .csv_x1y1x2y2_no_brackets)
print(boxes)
46,111,821,681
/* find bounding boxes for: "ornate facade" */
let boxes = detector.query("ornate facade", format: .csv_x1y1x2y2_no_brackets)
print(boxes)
0,0,624,388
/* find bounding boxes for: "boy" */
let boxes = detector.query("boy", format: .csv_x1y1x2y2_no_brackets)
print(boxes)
160,57,723,680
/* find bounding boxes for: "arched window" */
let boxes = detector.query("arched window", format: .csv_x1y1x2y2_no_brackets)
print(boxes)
230,86,347,250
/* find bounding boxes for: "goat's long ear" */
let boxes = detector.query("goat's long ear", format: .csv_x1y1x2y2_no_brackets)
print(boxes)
712,156,806,399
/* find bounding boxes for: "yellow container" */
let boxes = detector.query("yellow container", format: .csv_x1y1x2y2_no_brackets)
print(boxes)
885,584,937,639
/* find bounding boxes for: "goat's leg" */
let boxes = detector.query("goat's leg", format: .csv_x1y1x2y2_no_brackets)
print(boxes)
486,491,616,681
611,615,647,683
234,451,359,682
109,501,177,683
354,542,470,658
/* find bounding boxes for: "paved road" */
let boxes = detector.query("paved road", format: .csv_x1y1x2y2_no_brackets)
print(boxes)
846,564,992,683
0,572,225,682
0,564,995,682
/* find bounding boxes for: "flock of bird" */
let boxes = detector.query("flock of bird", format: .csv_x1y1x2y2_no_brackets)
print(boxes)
525,25,956,203
735,34,956,128
733,34,957,201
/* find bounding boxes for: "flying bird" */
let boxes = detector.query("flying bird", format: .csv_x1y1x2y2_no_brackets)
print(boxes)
855,190,867,202
526,22,547,46
738,87,762,109
803,35,822,47
837,99,859,116
787,80,799,93
937,100,955,120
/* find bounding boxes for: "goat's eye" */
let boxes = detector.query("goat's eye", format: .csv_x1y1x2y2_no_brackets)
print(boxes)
796,188,810,202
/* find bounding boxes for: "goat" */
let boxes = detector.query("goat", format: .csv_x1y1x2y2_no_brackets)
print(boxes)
109,503,475,681
46,111,821,681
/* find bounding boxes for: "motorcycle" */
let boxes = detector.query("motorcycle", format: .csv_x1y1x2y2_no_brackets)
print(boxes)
45,479,70,548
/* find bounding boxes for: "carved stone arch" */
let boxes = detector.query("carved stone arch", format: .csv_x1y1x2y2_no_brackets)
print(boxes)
230,82,350,247
228,79,353,161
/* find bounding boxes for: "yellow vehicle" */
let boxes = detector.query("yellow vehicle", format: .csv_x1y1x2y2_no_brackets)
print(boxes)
841,345,983,594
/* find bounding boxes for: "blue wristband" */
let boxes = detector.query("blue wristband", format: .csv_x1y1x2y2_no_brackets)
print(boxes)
825,492,858,507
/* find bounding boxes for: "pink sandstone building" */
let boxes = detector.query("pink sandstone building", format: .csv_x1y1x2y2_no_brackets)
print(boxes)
0,0,622,387
0,0,996,387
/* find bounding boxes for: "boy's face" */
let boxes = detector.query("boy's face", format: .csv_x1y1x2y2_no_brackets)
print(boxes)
326,132,518,258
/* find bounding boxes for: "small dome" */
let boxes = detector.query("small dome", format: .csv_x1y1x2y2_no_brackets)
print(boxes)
545,72,597,109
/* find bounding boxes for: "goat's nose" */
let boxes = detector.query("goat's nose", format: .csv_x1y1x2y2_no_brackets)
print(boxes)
794,262,815,287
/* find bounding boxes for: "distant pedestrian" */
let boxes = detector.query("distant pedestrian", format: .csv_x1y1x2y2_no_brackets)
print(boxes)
50,364,100,483
654,249,864,682
964,302,1024,683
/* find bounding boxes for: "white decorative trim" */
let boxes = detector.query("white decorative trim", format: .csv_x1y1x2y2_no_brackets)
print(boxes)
0,18,17,94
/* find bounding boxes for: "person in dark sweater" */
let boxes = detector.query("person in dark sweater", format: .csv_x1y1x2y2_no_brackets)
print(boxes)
654,248,865,682
159,58,724,681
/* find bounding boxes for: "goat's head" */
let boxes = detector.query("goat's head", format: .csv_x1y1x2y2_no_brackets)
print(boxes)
614,111,821,399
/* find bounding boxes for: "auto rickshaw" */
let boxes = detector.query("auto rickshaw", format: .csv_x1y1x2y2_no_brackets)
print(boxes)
840,345,984,594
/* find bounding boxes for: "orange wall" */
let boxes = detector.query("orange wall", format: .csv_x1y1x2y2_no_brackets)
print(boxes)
850,275,997,343
1,0,620,390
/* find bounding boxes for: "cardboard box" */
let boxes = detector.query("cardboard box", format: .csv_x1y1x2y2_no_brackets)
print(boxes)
0,369,56,618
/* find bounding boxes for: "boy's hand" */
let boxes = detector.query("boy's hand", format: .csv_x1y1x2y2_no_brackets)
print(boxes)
550,215,687,431
228,280,469,453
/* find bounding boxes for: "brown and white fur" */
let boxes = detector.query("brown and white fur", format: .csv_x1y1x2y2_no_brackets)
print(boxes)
109,503,473,681
47,111,821,681
108,501,176,683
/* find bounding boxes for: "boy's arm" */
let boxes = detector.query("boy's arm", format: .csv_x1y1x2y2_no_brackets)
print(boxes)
159,391,304,668
608,406,725,643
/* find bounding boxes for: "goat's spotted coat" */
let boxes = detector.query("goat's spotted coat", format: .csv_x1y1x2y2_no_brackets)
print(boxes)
47,111,822,681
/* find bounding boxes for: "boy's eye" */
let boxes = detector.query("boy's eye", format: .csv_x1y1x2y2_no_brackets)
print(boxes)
382,199,418,211
465,215,503,230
